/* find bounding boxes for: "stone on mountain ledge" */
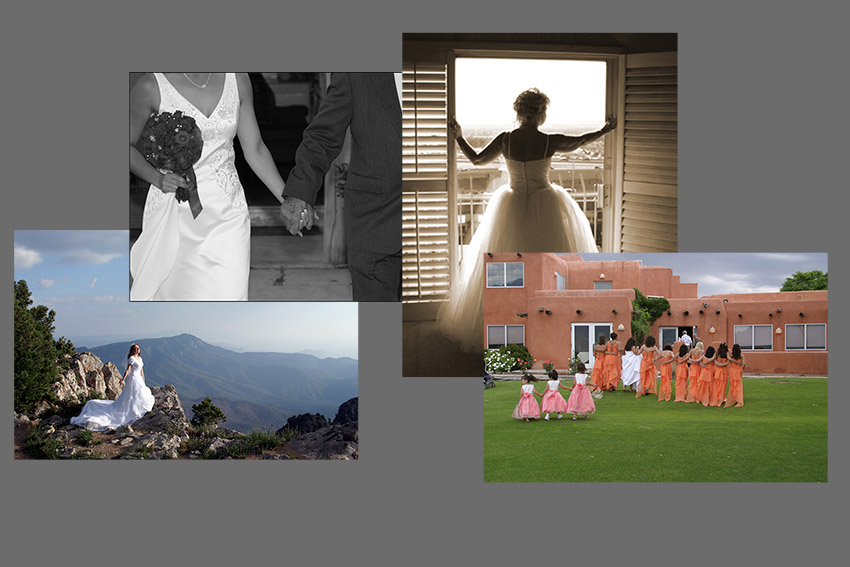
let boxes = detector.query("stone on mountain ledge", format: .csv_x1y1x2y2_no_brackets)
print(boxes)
287,422,358,460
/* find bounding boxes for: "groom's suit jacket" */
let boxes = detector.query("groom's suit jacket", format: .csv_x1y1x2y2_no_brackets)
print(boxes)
283,72,402,255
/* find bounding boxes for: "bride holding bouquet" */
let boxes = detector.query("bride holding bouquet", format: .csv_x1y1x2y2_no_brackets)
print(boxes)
130,73,295,300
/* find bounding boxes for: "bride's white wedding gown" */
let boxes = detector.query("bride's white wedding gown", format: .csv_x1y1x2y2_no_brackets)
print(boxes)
131,72,250,300
437,136,597,352
70,356,155,431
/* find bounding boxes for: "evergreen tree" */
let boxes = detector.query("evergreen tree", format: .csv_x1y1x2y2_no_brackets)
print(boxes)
190,397,227,430
14,280,75,413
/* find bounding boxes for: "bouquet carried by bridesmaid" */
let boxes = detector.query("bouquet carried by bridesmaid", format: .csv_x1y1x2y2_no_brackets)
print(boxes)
137,110,204,218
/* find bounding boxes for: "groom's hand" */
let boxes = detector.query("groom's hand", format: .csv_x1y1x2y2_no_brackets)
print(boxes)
280,196,310,236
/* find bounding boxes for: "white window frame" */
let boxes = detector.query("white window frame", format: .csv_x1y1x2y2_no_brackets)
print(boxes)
485,261,524,288
734,324,773,351
571,322,613,368
487,325,525,350
785,323,827,351
658,326,679,348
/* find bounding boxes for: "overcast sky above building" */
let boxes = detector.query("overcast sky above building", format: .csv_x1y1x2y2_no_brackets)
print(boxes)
575,253,828,297
14,230,358,358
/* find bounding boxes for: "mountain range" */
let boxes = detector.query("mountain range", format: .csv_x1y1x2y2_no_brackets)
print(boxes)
81,334,357,432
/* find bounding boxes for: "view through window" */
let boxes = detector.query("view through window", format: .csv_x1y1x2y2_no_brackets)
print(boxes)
453,58,608,260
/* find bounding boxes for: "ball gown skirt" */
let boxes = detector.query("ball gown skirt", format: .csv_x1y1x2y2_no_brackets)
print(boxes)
512,392,541,420
436,157,597,352
566,383,596,415
541,388,569,414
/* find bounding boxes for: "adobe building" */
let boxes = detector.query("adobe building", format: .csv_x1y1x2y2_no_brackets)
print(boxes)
483,253,828,375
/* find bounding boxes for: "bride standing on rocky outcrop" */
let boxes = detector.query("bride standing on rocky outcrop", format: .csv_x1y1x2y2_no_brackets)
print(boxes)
71,344,155,431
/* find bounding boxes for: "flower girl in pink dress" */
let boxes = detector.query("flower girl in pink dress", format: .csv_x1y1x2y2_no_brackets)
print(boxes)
512,374,543,422
541,369,571,420
565,362,598,420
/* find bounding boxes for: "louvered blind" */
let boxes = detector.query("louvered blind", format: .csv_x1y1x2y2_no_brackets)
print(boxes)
621,52,678,252
402,62,451,302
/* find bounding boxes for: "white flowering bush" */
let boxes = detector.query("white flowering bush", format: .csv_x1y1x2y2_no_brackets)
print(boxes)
484,350,515,373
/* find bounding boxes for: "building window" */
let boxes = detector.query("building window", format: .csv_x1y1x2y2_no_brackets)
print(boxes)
555,272,565,290
486,262,524,288
594,280,613,290
487,325,525,349
734,324,773,350
785,324,826,350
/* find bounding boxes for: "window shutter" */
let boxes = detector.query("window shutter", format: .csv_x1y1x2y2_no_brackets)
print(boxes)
402,62,451,302
621,52,677,252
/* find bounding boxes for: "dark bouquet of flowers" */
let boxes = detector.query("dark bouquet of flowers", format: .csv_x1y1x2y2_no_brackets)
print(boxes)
137,110,204,218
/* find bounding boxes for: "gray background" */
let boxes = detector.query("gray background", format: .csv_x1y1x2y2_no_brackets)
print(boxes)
2,1,844,564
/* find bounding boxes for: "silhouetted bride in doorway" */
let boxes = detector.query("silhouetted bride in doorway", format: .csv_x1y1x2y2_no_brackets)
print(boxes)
438,88,616,351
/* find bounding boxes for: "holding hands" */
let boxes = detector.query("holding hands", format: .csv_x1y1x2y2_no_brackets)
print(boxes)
279,196,319,237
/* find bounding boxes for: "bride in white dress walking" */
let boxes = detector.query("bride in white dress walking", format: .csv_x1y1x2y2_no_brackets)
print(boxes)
130,73,292,300
71,344,155,431
438,88,616,351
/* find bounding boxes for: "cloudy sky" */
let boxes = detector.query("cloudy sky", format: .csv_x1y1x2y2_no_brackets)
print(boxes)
14,230,358,358
576,253,828,297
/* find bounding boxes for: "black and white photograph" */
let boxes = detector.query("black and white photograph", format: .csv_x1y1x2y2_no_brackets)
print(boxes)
129,72,401,302
401,33,678,377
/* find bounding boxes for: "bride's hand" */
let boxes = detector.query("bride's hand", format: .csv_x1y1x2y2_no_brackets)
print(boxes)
448,118,463,140
158,172,189,194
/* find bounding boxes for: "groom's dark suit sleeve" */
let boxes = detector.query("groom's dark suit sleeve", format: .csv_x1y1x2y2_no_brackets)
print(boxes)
283,74,353,205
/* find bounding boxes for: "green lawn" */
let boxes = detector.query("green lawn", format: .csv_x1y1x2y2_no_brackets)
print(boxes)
484,378,828,482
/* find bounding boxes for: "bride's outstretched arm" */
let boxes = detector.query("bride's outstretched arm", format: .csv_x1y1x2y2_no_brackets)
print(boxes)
550,115,617,153
130,74,187,194
450,118,504,165
235,73,286,204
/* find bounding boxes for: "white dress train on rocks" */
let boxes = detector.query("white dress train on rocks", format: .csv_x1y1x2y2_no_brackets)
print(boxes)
437,135,597,352
70,356,155,431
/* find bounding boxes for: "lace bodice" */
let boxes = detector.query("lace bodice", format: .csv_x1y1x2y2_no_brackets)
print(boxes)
147,73,245,210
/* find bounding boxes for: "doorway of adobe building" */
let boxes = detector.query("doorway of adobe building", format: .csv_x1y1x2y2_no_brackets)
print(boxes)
572,323,613,369
659,326,696,347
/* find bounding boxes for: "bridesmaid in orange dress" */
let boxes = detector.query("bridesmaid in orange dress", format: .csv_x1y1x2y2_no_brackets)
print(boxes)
724,343,745,408
685,341,704,403
603,333,622,391
590,335,606,392
657,344,675,401
697,345,716,407
637,335,660,398
711,343,730,407
674,344,690,402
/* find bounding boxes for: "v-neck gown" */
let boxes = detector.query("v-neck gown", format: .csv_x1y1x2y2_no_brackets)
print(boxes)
437,137,597,351
131,73,250,300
